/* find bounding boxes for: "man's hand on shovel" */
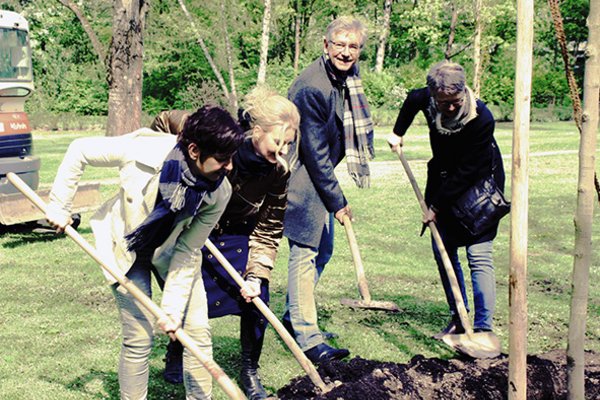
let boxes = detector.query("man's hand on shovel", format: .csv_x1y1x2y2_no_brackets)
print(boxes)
335,205,353,225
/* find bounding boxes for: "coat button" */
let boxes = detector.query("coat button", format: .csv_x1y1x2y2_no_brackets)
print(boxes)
207,254,213,259
220,242,225,246
213,277,218,281
236,248,242,253
215,301,220,306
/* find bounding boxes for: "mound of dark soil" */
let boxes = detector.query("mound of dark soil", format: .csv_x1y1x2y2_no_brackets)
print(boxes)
277,350,600,399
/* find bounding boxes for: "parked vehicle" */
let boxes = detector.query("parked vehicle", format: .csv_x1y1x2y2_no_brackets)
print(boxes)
0,10,99,227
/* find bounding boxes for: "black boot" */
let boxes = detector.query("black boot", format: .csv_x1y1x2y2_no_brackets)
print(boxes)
240,310,268,400
163,339,184,384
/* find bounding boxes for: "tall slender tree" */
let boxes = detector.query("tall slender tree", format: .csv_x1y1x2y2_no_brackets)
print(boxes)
257,0,272,85
567,0,599,397
472,0,483,97
221,0,238,109
177,0,232,105
375,0,393,73
509,0,534,398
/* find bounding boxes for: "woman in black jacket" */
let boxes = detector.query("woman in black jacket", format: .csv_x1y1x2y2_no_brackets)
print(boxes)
152,87,300,400
389,61,506,338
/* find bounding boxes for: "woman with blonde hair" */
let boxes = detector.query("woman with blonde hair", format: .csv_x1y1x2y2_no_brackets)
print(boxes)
152,86,300,400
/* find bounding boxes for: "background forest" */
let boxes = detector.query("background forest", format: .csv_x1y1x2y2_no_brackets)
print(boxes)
0,0,590,127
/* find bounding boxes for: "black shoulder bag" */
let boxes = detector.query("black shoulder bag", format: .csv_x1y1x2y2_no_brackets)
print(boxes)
451,144,511,236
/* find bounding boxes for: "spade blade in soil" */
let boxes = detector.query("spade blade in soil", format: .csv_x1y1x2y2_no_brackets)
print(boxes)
442,331,501,359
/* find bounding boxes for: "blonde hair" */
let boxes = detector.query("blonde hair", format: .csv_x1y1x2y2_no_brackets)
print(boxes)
242,86,301,172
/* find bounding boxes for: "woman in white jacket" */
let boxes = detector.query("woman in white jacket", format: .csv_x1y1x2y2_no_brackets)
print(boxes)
45,105,245,400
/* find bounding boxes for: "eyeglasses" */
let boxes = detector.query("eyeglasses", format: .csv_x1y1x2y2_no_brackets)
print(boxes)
328,40,361,54
434,93,466,108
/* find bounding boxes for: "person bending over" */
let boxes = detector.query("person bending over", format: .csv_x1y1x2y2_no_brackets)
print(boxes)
46,106,245,399
152,86,300,400
389,60,506,338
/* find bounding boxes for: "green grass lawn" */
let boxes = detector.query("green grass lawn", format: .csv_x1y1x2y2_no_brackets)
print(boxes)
1,121,598,399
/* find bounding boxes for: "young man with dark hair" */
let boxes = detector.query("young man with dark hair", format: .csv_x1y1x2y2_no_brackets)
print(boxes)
45,105,245,400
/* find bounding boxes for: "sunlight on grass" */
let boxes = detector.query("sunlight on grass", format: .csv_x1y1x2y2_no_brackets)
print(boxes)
1,123,598,399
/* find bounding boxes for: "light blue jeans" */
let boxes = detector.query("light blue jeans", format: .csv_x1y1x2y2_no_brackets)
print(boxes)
432,238,496,331
283,213,334,351
111,253,212,400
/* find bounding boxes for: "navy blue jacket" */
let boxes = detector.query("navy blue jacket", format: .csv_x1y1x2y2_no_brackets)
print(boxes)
393,87,505,246
284,56,348,247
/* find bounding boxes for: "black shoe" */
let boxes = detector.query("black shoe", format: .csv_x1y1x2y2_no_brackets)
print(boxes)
304,343,349,364
163,340,183,384
474,327,493,333
240,368,268,400
432,319,465,340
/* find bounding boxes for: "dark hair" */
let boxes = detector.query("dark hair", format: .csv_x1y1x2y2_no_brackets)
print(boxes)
179,105,245,162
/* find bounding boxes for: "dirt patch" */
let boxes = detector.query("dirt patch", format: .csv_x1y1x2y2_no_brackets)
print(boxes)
277,350,600,399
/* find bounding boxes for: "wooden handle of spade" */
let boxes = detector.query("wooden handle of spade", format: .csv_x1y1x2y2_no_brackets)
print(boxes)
6,172,247,400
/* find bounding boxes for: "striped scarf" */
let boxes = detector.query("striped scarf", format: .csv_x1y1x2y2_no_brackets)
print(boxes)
323,55,374,188
125,142,223,252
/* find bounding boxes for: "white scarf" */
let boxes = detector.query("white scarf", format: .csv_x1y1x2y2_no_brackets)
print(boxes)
429,86,478,135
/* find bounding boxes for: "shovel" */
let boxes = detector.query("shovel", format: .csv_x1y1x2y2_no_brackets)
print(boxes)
340,214,400,312
7,172,247,400
203,240,333,394
394,147,501,359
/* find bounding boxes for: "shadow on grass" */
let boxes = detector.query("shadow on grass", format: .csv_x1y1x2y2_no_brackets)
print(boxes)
344,294,457,358
0,224,93,249
51,334,243,399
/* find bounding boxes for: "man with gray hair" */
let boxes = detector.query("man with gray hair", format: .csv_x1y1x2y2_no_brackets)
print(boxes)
389,60,506,339
282,16,374,364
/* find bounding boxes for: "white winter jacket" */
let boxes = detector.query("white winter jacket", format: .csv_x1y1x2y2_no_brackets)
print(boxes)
47,128,231,320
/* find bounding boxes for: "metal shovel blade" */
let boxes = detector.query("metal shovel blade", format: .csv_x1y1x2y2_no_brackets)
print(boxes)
340,298,400,312
441,331,501,359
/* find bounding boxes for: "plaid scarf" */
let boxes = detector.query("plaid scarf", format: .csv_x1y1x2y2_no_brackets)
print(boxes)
428,86,478,136
324,55,374,188
125,142,224,252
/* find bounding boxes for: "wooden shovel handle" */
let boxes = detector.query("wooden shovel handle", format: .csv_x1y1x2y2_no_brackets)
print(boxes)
394,149,474,335
342,214,372,303
6,172,247,400
204,240,329,393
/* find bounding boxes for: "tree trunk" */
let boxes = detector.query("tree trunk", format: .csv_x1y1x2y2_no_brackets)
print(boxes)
257,0,272,85
221,0,237,110
106,0,147,137
509,1,534,399
375,0,393,74
567,0,599,398
472,0,483,98
177,0,231,102
57,0,106,68
293,6,301,75
548,0,600,203
444,3,459,60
